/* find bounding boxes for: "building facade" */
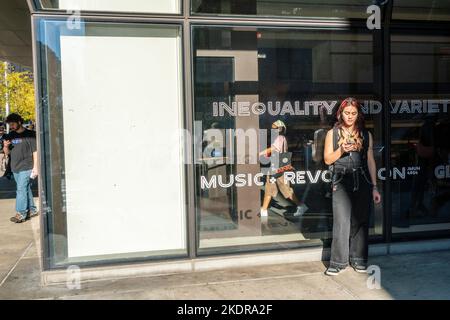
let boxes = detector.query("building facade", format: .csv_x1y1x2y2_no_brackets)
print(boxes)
26,0,450,271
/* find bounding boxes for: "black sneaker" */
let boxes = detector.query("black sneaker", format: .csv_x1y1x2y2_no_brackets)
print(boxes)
351,263,368,273
325,266,344,276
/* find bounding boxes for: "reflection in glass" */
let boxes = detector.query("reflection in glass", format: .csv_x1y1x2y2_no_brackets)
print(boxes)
391,30,450,234
192,0,379,19
193,27,384,253
393,0,450,21
36,0,182,14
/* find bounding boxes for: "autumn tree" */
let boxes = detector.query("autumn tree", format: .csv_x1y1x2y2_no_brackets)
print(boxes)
0,61,35,123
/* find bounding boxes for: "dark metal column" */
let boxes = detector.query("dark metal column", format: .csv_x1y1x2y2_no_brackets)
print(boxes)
383,0,393,245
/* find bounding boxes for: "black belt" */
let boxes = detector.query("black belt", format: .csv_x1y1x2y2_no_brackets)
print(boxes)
332,166,370,192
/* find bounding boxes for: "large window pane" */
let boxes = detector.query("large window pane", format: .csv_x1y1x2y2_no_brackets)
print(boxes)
391,29,450,235
393,0,450,21
37,0,181,14
192,0,378,19
37,20,187,266
193,26,384,254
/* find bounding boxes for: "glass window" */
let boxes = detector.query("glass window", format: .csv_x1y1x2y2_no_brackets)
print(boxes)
36,0,182,15
192,0,379,19
393,0,450,21
36,20,187,267
193,26,384,254
390,29,450,235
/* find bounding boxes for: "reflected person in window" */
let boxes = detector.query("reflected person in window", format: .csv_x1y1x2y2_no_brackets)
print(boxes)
323,98,381,276
259,120,307,218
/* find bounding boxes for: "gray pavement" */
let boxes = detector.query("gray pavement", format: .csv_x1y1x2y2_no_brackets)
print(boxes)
0,177,450,300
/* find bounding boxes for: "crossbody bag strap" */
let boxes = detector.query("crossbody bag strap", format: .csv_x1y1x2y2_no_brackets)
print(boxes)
330,127,340,175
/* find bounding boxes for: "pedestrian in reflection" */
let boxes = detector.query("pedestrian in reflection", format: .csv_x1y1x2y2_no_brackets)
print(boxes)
323,97,381,276
259,120,307,218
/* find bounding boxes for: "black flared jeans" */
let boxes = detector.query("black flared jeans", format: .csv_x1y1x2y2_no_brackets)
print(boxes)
329,168,372,269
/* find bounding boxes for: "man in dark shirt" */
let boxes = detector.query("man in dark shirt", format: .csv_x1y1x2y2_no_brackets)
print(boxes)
3,114,38,223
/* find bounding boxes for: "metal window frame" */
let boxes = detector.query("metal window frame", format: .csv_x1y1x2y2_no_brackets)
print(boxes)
30,1,386,271
32,14,192,270
381,1,450,244
391,0,450,23
31,0,185,17
388,19,450,242
189,0,387,21
188,0,450,23
382,0,393,246
190,22,387,258
29,0,450,271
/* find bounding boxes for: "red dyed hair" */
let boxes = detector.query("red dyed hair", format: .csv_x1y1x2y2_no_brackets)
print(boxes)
334,97,366,151
334,97,365,132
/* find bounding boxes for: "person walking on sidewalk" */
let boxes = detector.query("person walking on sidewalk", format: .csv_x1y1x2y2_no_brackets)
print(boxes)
323,97,381,276
2,114,39,223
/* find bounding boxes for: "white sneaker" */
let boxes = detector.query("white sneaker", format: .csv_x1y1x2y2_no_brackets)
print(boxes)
260,209,268,217
294,203,309,217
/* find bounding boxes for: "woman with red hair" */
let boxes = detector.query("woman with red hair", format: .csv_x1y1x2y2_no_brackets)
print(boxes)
323,97,381,276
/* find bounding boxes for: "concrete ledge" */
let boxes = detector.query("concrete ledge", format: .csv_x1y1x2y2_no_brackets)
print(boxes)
42,246,329,286
41,260,193,286
369,243,389,256
389,238,450,255
41,239,450,286
194,246,329,273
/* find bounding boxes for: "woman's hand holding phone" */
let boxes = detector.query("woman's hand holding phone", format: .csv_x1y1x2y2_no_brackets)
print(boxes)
340,142,356,153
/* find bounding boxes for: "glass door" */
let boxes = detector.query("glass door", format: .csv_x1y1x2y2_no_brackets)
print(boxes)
390,28,450,237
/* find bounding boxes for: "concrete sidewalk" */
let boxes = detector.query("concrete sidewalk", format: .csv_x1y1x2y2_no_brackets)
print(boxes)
1,179,450,300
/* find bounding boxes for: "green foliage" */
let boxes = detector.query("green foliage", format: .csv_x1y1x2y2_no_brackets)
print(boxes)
0,62,35,122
